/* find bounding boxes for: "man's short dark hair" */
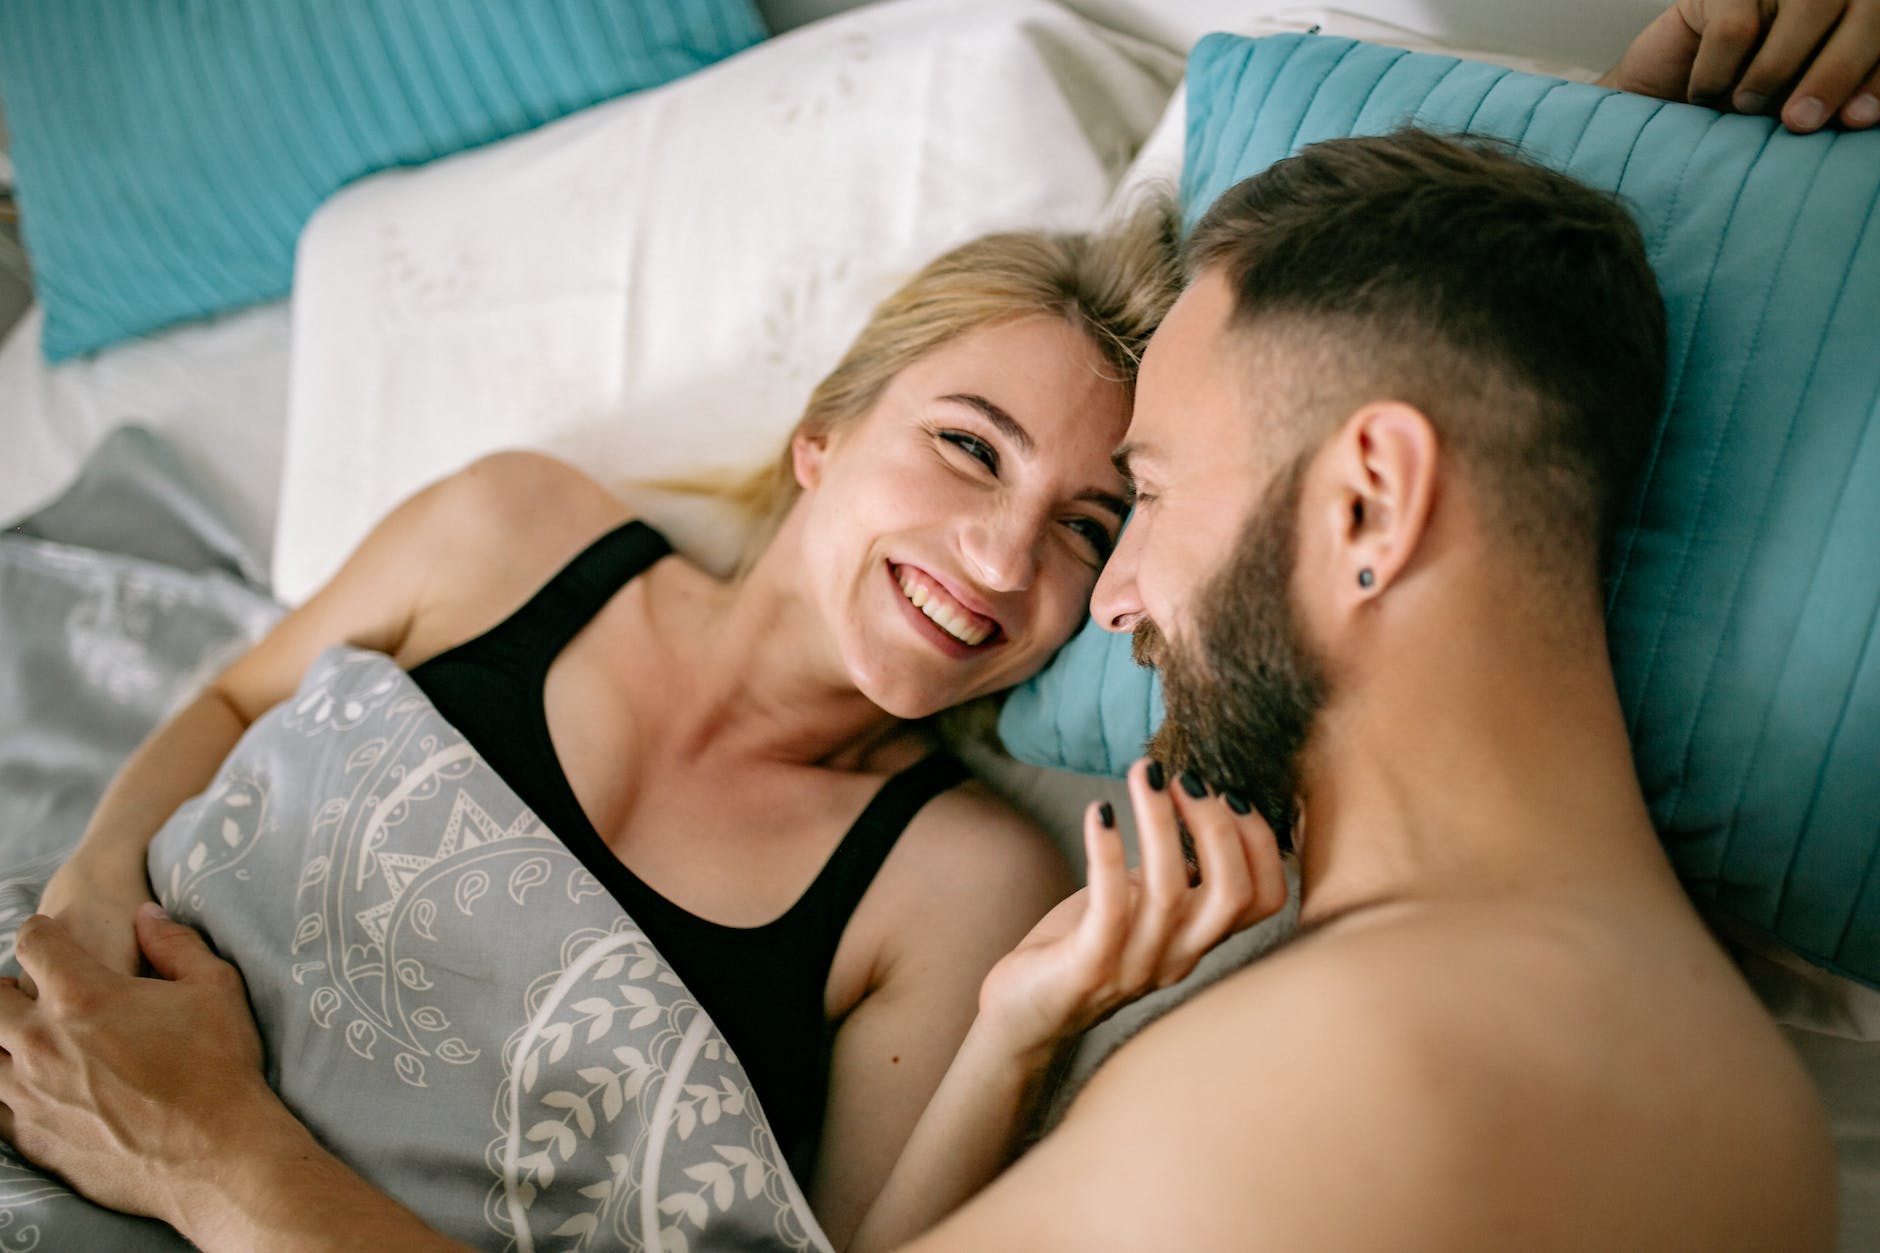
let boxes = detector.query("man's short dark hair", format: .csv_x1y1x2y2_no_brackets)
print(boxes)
1186,128,1667,584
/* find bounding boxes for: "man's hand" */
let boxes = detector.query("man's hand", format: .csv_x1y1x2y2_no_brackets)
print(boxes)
26,854,157,994
1604,0,1880,132
0,904,269,1223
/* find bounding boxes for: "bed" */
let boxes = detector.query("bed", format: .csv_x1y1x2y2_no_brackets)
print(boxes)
1,0,1877,1248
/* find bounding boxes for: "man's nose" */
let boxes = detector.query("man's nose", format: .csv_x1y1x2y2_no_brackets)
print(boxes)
1091,521,1144,633
963,506,1042,593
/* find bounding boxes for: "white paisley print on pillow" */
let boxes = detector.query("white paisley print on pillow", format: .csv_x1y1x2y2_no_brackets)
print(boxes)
129,646,834,1253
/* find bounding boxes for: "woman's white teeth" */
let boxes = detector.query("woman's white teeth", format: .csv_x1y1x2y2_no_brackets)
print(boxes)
897,570,993,647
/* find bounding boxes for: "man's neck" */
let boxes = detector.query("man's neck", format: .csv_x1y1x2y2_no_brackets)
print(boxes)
1291,578,1673,931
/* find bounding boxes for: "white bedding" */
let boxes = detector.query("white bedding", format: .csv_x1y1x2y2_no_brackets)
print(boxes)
274,0,1181,600
0,302,289,569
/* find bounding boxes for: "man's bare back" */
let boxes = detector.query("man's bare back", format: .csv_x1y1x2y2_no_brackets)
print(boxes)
910,881,1832,1252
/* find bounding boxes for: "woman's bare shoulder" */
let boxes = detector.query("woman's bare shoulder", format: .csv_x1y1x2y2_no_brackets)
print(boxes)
888,781,1076,932
426,450,630,549
387,451,636,661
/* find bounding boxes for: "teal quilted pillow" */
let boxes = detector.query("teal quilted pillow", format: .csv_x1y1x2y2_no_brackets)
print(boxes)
999,32,1880,985
0,0,765,361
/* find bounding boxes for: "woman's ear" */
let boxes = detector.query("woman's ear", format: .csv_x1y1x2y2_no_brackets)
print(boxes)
791,426,830,492
1328,401,1439,605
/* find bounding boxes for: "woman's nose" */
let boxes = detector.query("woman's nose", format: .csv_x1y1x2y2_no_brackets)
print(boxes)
963,508,1042,593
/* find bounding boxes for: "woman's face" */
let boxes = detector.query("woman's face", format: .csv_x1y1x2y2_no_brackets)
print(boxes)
792,314,1132,719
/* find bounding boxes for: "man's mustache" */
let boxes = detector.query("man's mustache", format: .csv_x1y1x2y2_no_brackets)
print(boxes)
1131,619,1165,669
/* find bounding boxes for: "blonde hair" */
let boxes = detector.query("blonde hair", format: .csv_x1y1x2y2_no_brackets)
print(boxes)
706,198,1183,571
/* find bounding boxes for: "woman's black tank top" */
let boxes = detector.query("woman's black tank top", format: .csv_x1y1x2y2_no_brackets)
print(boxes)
407,519,967,1178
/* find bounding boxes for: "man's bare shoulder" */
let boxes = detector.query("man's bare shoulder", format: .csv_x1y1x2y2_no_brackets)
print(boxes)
909,895,1836,1253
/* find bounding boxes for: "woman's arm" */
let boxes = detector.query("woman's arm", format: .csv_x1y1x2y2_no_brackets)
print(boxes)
805,786,1073,1248
33,456,533,978
829,761,1287,1253
35,688,253,978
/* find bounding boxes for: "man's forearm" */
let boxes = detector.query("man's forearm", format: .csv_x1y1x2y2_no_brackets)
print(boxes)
167,1089,470,1253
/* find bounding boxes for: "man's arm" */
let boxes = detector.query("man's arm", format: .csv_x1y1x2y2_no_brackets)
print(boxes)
0,908,471,1253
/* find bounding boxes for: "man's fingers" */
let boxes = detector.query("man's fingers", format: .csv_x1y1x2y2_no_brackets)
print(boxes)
0,977,32,1050
1731,0,1843,113
1689,0,1769,103
1781,8,1880,128
12,916,104,1008
1844,65,1880,124
134,903,219,984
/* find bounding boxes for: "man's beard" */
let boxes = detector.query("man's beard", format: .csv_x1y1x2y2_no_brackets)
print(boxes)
1137,453,1329,849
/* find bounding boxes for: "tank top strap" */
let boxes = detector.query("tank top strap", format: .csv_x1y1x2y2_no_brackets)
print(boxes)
484,519,672,663
795,750,970,940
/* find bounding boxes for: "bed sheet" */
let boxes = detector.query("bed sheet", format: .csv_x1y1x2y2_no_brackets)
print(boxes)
0,301,289,578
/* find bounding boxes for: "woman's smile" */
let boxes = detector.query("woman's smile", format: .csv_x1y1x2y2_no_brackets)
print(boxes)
887,560,1006,657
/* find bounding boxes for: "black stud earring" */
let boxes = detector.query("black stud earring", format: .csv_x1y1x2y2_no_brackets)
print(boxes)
1357,567,1375,589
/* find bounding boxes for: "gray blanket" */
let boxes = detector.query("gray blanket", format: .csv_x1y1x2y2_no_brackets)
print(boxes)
0,430,830,1252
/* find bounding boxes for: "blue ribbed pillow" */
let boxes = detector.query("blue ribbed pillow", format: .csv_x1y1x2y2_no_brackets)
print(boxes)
1000,32,1880,985
0,0,764,361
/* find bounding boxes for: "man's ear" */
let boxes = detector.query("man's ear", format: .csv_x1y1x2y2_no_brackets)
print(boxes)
791,426,831,492
1320,402,1439,604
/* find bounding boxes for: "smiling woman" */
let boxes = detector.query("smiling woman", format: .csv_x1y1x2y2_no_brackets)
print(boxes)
721,205,1181,568
0,200,1287,1253
787,311,1135,718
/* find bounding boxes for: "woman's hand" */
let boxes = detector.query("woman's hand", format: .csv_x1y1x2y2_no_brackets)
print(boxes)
26,854,155,991
0,904,268,1223
1603,0,1880,132
975,758,1287,1059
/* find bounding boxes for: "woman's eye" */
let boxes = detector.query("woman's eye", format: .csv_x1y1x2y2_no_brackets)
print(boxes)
1065,516,1115,562
941,431,999,473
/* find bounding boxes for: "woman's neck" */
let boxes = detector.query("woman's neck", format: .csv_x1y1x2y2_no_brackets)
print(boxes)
637,531,911,774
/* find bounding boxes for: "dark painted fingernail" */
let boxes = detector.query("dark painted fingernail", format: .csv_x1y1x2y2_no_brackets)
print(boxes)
1179,770,1207,798
1145,760,1165,791
1098,801,1115,828
1224,792,1252,815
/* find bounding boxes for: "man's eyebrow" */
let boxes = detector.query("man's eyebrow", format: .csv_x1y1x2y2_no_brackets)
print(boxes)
1110,441,1139,488
941,393,1034,455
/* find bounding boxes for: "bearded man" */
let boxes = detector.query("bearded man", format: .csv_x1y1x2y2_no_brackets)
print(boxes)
906,128,1837,1251
0,124,1842,1253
